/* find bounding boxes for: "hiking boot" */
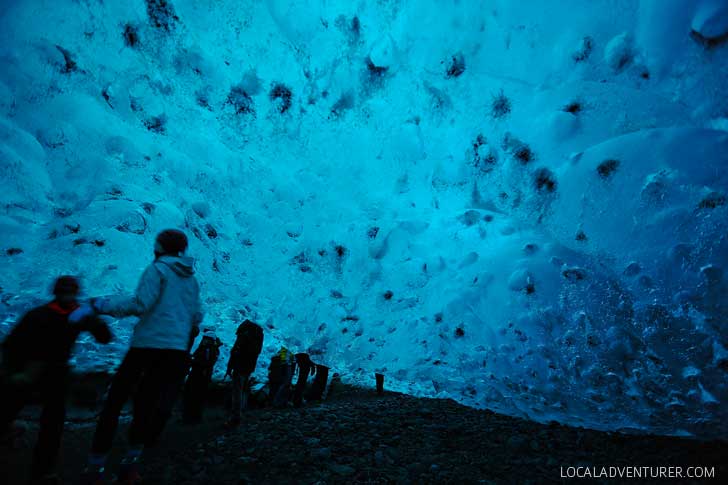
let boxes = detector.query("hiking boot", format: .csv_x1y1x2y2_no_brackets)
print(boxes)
116,462,142,484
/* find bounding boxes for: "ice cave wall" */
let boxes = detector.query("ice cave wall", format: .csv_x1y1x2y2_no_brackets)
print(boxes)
1,0,728,437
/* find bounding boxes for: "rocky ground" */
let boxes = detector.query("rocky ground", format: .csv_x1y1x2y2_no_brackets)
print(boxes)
1,377,726,484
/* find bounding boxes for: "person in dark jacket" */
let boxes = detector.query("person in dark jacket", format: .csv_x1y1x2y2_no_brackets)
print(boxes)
182,328,222,424
0,276,111,485
83,229,203,484
225,320,263,427
268,347,295,408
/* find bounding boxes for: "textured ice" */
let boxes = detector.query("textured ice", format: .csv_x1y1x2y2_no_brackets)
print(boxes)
1,0,727,438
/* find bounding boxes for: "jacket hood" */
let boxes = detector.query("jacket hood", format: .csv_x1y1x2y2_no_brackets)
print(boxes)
157,255,195,277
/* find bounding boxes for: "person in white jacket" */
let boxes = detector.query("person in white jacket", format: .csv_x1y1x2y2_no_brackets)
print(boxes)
83,229,203,483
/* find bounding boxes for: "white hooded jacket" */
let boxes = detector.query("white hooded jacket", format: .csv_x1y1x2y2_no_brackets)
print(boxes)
101,255,203,351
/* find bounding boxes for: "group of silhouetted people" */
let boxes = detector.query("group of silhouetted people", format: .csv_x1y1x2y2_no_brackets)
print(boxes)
0,229,336,484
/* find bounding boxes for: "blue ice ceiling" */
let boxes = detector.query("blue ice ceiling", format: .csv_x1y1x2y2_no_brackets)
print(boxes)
1,0,727,438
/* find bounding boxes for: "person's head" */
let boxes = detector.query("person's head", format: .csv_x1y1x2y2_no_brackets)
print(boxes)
52,275,80,307
154,229,188,259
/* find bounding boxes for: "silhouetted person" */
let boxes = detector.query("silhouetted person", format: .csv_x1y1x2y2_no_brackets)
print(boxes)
268,347,295,408
83,229,203,484
292,353,316,407
225,320,263,427
0,276,111,485
183,328,221,424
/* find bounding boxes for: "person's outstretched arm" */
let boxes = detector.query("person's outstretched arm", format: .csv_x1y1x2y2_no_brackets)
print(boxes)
96,264,162,317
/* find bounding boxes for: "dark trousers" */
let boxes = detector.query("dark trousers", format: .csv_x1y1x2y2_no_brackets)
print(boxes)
305,365,329,401
0,366,68,479
91,348,188,454
292,362,313,407
229,371,251,422
182,367,211,423
269,364,293,408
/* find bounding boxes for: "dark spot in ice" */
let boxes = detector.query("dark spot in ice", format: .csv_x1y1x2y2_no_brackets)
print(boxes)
491,90,511,119
698,191,726,209
269,83,293,113
318,323,326,332
483,214,494,222
383,290,393,300
572,36,594,62
330,92,354,118
195,91,211,110
226,86,255,115
615,51,633,72
6,248,23,256
587,335,599,347
122,23,140,48
341,328,348,334
102,87,112,107
523,243,538,255
690,29,728,49
73,238,87,246
640,70,650,80
205,224,217,239
365,56,388,79
242,238,253,247
317,249,327,256
514,145,534,164
292,252,308,264
299,265,312,273
107,187,123,198
597,159,619,179
562,267,587,281
130,97,143,112
562,101,582,114
342,315,359,322
141,203,155,215
367,226,379,239
351,16,361,36
55,45,77,73
330,290,343,299
525,282,536,294
434,312,443,323
454,327,465,337
145,0,179,31
54,208,73,218
534,168,557,192
143,115,167,134
93,240,105,247
287,231,300,238
433,360,442,365
335,245,347,257
470,134,497,172
458,210,481,226
445,53,466,78
575,230,588,242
